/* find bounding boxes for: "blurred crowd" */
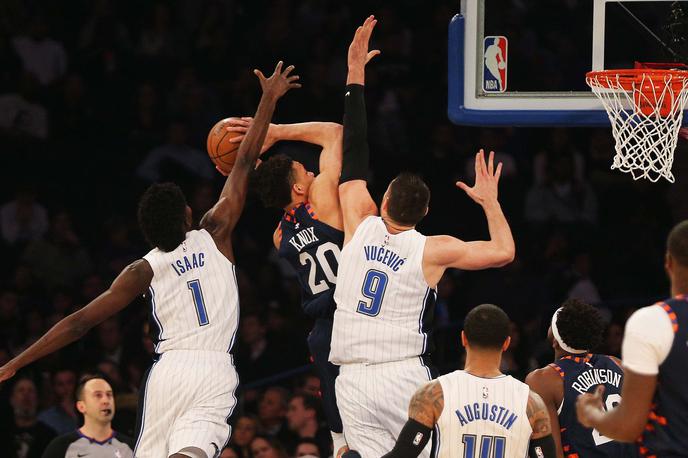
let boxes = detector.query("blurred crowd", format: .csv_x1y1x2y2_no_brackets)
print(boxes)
1,1,687,457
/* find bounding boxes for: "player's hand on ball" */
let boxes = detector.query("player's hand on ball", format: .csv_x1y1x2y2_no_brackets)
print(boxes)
228,118,278,154
348,15,381,70
456,149,503,206
255,61,301,100
576,385,605,428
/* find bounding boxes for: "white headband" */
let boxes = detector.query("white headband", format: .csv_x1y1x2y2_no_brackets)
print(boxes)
551,307,587,354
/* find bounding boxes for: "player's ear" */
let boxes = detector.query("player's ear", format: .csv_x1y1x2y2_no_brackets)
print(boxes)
502,336,511,352
293,182,305,196
185,206,193,228
665,251,673,275
424,206,429,217
460,331,467,348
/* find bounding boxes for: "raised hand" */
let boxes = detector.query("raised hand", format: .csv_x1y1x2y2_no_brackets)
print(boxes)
576,385,606,428
347,15,381,83
456,149,503,206
254,61,301,100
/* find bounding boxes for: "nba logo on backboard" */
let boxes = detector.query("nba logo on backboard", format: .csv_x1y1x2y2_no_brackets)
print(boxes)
483,36,508,92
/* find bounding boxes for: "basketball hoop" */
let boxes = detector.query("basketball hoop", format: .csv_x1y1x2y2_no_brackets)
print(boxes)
586,67,688,182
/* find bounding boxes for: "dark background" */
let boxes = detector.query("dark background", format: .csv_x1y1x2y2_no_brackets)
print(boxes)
1,1,687,457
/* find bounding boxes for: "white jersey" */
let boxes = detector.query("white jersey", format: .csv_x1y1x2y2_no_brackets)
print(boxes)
142,229,239,354
330,216,437,365
435,371,532,458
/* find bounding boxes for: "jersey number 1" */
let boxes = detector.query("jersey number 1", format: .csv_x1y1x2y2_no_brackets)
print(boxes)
462,434,506,458
187,279,209,326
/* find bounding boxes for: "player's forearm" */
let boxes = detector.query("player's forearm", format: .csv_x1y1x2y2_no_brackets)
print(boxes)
340,84,369,183
586,406,643,442
220,93,278,196
272,122,341,147
8,312,88,371
482,200,515,265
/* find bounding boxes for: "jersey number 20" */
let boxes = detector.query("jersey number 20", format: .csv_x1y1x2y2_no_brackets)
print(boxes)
299,242,340,295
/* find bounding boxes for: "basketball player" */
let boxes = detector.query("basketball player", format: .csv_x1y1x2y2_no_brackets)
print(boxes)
0,61,300,458
526,299,637,457
248,121,348,455
382,304,556,458
577,220,688,456
331,16,516,457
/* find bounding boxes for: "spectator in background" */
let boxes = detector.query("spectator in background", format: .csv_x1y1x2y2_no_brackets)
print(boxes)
0,73,48,140
22,211,92,291
136,119,215,183
258,387,294,448
37,369,77,434
229,415,258,458
285,394,330,457
525,152,598,225
11,16,67,86
220,446,239,458
295,373,321,398
235,314,285,385
0,377,56,458
295,438,321,457
250,435,288,458
41,375,134,458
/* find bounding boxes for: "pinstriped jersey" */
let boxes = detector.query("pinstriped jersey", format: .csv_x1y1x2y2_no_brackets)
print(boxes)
142,229,239,354
330,216,437,365
550,353,636,458
434,371,531,458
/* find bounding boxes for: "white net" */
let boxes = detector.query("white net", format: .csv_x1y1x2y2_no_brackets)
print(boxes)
587,71,688,182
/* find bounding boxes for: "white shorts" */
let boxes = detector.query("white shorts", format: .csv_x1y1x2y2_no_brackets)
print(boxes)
335,357,434,458
134,350,238,458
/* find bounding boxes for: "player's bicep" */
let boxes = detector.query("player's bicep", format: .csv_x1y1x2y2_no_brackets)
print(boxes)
339,180,377,240
428,236,511,271
408,380,444,428
309,173,343,230
527,390,553,439
525,371,564,458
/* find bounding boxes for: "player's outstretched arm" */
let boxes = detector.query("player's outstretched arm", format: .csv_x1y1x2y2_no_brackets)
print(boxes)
339,16,381,243
232,121,344,229
526,369,565,458
0,260,152,383
423,149,515,285
201,61,300,248
527,390,557,458
381,380,444,458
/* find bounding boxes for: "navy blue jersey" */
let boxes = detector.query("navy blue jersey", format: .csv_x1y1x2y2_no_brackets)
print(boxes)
637,296,688,457
551,353,638,458
278,202,344,319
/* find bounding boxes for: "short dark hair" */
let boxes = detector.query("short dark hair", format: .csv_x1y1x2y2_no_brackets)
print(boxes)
137,183,187,252
386,173,430,226
75,373,110,401
668,220,688,267
251,154,294,208
291,393,321,418
463,304,510,350
555,299,604,351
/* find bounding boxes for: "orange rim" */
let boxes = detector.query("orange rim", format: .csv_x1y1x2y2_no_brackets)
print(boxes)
586,69,688,92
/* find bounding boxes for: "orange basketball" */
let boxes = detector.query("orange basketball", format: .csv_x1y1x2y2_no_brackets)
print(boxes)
207,118,243,174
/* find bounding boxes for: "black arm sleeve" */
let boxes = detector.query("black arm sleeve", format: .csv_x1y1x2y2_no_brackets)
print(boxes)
381,418,433,458
528,434,557,458
340,84,369,184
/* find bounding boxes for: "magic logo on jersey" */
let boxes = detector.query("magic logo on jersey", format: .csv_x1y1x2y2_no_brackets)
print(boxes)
483,36,508,93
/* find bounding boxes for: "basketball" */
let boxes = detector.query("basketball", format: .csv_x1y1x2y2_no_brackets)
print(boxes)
207,118,243,175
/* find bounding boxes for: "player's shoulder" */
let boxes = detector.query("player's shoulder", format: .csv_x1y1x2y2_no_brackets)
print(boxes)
626,303,674,335
526,366,563,402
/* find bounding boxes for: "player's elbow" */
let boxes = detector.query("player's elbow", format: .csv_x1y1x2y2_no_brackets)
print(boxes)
492,247,515,267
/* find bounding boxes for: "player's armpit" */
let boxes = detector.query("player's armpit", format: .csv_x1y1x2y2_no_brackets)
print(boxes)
408,380,445,428
527,390,553,439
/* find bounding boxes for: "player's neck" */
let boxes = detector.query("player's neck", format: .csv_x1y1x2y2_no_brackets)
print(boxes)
80,422,113,442
671,275,688,297
464,351,504,378
285,197,307,212
382,217,414,234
